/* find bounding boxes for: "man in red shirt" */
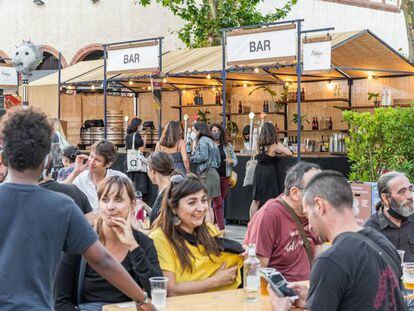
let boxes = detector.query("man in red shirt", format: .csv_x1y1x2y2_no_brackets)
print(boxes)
244,161,322,282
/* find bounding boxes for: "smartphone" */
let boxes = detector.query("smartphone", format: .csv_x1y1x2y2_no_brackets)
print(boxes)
264,271,298,300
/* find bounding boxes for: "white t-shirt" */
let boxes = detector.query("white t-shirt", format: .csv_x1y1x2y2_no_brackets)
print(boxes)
73,169,128,211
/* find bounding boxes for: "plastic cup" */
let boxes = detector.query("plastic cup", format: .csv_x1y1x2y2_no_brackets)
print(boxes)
403,263,414,290
259,268,276,295
149,277,168,308
398,250,405,264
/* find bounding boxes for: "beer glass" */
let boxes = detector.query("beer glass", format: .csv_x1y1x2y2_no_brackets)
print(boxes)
259,268,276,295
402,263,414,290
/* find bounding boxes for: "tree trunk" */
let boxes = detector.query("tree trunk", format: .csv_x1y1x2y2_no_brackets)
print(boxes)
402,0,414,62
208,0,218,19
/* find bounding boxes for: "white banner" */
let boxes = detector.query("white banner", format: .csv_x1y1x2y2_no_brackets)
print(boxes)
107,42,160,73
226,26,297,66
303,40,331,72
0,66,17,86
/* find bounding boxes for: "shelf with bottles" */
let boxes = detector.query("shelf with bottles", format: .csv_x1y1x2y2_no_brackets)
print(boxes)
171,103,222,109
220,111,285,116
278,129,348,134
333,103,412,111
277,98,350,104
282,132,347,155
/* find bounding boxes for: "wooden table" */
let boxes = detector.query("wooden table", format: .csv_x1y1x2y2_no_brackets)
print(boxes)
102,287,308,311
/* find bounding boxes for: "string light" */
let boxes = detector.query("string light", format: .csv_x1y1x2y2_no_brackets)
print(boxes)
147,86,152,91
254,68,259,73
367,74,374,80
91,85,96,90
182,90,187,94
128,80,133,85
206,74,212,80
243,83,248,88
163,78,167,83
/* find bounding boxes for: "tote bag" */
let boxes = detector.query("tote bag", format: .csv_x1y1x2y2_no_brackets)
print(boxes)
127,133,148,173
243,154,257,187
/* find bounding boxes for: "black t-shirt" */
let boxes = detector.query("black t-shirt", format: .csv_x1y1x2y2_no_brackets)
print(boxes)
0,183,98,310
306,227,406,311
217,145,226,177
252,153,279,208
40,180,93,214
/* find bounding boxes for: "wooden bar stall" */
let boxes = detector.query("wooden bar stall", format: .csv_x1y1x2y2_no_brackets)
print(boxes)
27,29,414,222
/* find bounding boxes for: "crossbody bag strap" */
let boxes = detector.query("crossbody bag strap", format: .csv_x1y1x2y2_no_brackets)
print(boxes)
76,256,87,306
351,232,401,280
278,198,314,265
132,132,136,150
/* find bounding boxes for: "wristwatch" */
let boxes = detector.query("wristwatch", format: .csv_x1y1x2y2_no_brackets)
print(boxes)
135,292,149,306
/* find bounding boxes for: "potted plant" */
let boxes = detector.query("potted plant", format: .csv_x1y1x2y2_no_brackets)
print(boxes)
368,92,381,107
248,86,284,112
291,113,310,130
197,109,211,123
226,120,239,140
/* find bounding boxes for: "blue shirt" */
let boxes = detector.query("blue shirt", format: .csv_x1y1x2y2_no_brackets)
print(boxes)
0,183,98,310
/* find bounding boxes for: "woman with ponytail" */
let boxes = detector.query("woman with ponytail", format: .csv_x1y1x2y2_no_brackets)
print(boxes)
54,176,161,311
149,174,245,297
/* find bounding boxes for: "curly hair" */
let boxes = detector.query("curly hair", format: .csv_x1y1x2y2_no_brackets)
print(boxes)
0,107,53,171
210,123,228,146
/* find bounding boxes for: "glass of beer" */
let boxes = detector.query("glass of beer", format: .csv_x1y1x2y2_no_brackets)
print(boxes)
402,263,414,290
259,268,276,295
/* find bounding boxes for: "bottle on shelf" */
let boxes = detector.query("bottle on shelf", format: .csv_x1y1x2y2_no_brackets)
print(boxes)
301,87,305,100
244,244,260,302
328,117,333,130
320,116,325,130
315,117,319,130
312,117,316,131
325,135,330,152
266,100,269,113
293,136,298,154
238,101,243,114
215,92,221,105
320,136,325,152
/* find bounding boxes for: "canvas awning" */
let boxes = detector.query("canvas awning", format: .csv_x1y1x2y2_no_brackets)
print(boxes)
36,29,414,93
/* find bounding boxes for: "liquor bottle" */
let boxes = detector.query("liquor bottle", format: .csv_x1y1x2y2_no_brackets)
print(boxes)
315,117,319,130
238,101,243,114
301,87,305,100
328,117,333,130
266,100,269,113
293,136,298,153
263,100,266,113
215,92,221,105
325,135,330,152
244,244,260,302
312,117,316,130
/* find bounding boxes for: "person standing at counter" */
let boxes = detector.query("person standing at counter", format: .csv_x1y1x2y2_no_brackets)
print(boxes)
210,123,238,230
125,118,148,200
155,121,190,174
250,122,292,219
190,121,221,224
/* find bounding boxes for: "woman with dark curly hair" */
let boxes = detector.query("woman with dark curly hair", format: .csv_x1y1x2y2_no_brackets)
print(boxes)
57,146,81,182
249,122,292,218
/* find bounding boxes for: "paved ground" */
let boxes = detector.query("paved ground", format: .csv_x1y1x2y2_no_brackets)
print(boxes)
225,224,247,243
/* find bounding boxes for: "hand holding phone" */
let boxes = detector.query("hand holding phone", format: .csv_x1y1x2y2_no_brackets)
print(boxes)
264,271,298,301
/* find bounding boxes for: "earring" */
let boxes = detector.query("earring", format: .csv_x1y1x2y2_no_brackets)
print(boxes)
172,215,182,226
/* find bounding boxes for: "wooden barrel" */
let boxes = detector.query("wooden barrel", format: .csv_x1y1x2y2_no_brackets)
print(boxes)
79,128,91,146
90,127,104,143
107,110,124,129
107,126,124,145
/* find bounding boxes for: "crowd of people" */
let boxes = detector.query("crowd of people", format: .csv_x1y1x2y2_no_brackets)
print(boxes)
0,106,413,311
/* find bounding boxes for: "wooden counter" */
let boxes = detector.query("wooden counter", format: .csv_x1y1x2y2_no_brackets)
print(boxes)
102,288,307,311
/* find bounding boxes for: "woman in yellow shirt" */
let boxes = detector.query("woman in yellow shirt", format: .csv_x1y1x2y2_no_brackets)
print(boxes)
149,174,244,296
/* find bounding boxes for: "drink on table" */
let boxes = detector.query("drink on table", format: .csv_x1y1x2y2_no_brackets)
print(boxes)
403,263,414,290
149,277,168,308
259,268,276,295
398,250,405,264
244,244,261,302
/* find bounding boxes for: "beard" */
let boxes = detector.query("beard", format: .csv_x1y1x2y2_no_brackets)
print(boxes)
389,196,414,218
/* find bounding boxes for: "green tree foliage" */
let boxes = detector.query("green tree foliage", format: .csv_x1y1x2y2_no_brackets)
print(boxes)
137,0,298,48
343,106,414,182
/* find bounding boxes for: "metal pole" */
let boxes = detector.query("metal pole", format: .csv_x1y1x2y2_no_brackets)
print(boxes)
296,20,302,161
134,92,139,116
221,30,227,129
103,45,108,139
58,52,62,119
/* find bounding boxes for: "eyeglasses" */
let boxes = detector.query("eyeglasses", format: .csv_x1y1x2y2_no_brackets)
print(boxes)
170,175,185,184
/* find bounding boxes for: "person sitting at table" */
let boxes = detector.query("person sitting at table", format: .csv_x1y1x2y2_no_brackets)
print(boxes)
57,145,81,182
149,174,245,296
54,176,162,310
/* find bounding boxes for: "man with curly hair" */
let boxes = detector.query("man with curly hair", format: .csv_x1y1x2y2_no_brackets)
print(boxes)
0,108,154,311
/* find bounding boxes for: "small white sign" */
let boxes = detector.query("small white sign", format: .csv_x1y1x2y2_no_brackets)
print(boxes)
226,26,297,66
0,66,17,86
303,40,331,72
107,42,160,73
